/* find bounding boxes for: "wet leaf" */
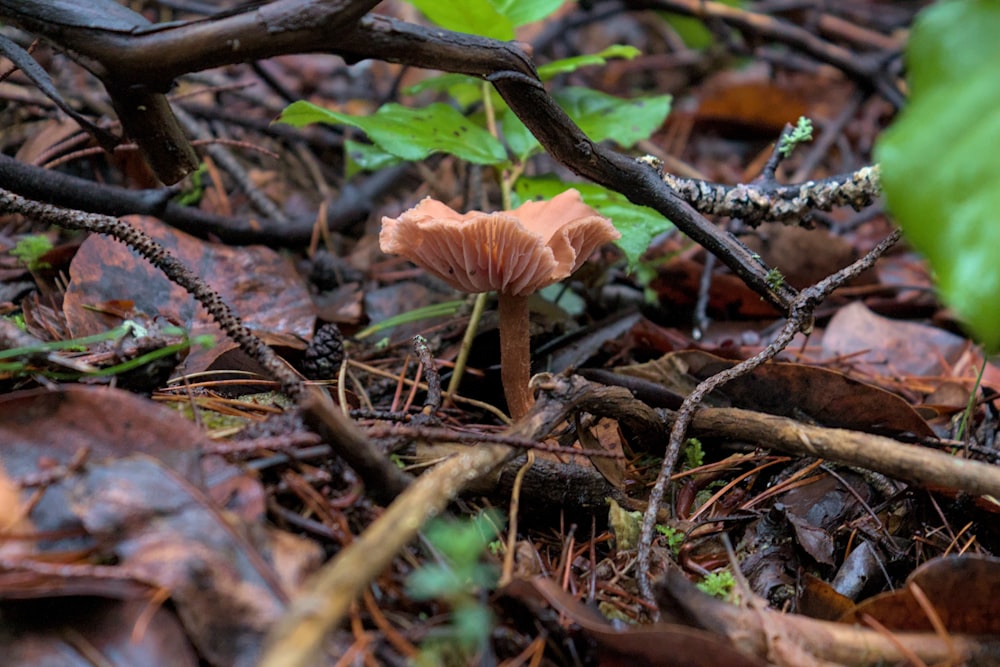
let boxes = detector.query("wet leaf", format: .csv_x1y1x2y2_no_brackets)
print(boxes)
278,101,508,166
618,349,935,438
840,554,1000,634
404,0,513,40
68,455,287,666
797,573,855,621
0,386,317,666
63,216,314,376
822,301,968,379
0,599,199,667
876,0,1000,350
776,473,871,566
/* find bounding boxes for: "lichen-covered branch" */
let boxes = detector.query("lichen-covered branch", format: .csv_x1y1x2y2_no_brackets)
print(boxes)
655,162,882,226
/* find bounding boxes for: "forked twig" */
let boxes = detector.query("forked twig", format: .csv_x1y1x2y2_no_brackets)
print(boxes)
636,227,903,603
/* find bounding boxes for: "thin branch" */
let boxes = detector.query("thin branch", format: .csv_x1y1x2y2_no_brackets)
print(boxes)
659,164,882,226
611,0,906,107
636,227,903,604
0,5,800,311
0,188,411,503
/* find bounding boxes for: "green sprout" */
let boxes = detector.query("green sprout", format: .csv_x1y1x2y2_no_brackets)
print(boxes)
778,116,814,158
10,234,53,270
766,267,786,291
4,313,27,331
655,524,686,554
684,438,705,470
406,511,503,665
697,569,736,599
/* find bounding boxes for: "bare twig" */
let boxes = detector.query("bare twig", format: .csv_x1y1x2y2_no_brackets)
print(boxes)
259,373,616,667
612,0,906,107
411,335,442,415
636,227,903,604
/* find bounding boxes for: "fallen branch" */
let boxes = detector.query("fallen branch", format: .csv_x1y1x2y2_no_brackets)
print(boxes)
0,188,411,504
685,407,1000,498
258,374,636,667
0,3,799,311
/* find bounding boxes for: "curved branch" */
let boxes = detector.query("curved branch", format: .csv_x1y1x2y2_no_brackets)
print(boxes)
0,4,802,308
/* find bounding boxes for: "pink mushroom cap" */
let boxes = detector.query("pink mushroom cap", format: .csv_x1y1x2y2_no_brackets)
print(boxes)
379,189,620,297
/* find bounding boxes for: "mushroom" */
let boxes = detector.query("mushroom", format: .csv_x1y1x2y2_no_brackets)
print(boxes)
380,189,620,419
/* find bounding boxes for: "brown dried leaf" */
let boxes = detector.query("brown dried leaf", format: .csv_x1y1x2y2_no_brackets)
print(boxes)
505,576,768,667
840,554,1000,634
63,215,315,375
618,349,934,438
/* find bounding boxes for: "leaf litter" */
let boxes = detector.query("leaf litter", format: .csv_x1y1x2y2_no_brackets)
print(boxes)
0,2,999,666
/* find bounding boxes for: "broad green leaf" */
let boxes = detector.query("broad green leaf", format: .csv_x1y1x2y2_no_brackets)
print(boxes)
404,73,508,116
556,87,671,148
403,0,513,40
876,0,1000,351
537,45,641,80
514,176,671,267
501,87,671,162
452,600,495,648
500,108,537,162
403,73,483,108
344,139,401,177
903,0,1000,97
490,0,564,27
278,101,508,166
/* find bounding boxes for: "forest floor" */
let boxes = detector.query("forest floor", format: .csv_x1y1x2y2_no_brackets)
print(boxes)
2,1,1000,666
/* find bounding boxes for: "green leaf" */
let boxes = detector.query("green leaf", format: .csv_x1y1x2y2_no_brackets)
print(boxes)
424,516,492,565
489,0,564,27
660,0,743,49
539,283,586,316
514,176,671,267
403,73,484,108
555,87,671,148
451,601,494,649
344,139,402,177
407,565,463,600
277,101,507,166
404,0,514,40
875,0,1000,351
501,87,671,162
903,0,1000,98
662,14,715,49
500,108,537,162
537,44,641,79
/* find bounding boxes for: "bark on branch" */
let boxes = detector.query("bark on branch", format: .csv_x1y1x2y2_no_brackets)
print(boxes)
0,1,804,308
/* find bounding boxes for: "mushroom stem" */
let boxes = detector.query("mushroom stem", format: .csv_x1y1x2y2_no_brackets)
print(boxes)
497,292,534,420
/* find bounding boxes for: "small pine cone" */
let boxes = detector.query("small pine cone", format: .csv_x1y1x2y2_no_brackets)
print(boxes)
301,323,344,380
